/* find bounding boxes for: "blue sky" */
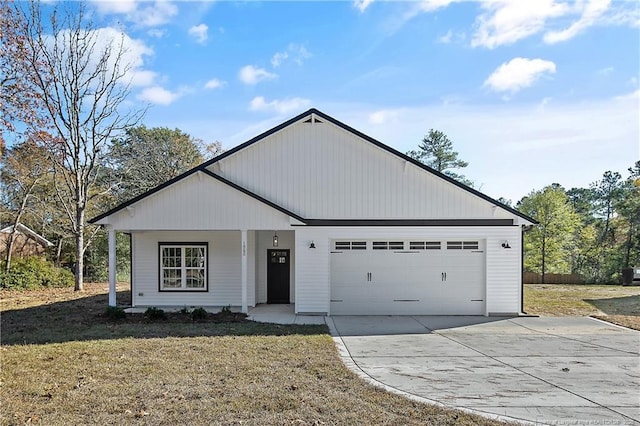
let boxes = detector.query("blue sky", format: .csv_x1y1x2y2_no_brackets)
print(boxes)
80,1,639,201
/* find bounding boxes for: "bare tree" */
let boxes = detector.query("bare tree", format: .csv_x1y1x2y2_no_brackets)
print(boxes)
11,2,143,290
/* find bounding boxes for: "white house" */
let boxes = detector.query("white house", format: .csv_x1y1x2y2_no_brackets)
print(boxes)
91,109,535,316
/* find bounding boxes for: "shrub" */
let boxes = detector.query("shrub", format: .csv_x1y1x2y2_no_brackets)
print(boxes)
144,307,166,320
221,305,232,315
105,306,126,320
191,307,208,321
179,306,191,315
0,257,74,290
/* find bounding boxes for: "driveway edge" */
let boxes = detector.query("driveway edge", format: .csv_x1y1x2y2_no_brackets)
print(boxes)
324,317,535,426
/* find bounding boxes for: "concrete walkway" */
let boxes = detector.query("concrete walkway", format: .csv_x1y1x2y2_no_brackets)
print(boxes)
247,304,326,325
327,316,640,425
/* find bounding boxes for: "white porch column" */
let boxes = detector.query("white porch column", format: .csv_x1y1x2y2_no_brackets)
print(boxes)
107,226,117,307
241,229,248,313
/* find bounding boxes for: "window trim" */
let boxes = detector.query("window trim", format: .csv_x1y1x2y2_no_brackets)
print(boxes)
158,242,209,292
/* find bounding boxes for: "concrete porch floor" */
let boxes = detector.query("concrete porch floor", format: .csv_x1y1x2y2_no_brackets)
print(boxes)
248,304,327,325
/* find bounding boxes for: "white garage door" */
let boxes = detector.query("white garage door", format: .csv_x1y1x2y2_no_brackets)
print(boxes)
330,239,485,315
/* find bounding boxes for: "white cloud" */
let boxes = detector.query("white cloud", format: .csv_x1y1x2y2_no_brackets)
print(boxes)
271,44,312,67
204,78,226,90
438,29,453,43
369,110,399,125
147,28,166,38
93,0,137,14
472,0,570,48
544,0,610,43
129,70,157,87
271,52,288,68
238,65,277,85
137,86,182,105
49,27,155,89
484,57,556,93
135,1,178,27
418,0,460,12
188,24,208,44
596,66,614,76
354,0,374,13
93,0,178,28
383,0,461,35
249,96,311,115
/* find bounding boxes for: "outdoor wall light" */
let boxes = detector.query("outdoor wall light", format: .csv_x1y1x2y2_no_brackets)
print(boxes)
309,241,316,249
501,241,511,249
273,232,278,247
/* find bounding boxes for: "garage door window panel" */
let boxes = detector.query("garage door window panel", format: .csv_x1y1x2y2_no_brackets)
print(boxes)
447,241,479,250
409,241,441,250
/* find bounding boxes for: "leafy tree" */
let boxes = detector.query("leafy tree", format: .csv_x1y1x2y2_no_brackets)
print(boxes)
407,129,472,185
590,171,625,281
0,135,52,271
8,1,144,290
518,185,580,283
618,162,640,268
0,0,48,140
109,126,222,202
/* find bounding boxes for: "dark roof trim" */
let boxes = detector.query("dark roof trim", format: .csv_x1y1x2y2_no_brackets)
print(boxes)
89,167,203,224
199,109,323,166
199,169,307,224
202,108,536,224
90,108,537,225
297,219,515,227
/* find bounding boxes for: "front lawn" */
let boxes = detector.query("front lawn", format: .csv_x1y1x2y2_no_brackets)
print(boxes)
1,284,501,425
524,283,640,330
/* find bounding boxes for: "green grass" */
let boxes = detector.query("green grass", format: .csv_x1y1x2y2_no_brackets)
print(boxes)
1,284,503,425
524,283,640,330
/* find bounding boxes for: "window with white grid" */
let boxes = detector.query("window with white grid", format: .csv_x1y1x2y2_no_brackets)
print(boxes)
159,243,207,291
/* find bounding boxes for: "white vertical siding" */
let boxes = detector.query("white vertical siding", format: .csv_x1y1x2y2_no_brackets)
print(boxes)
212,120,520,221
485,227,523,315
104,172,294,231
295,229,331,314
131,230,250,307
294,226,523,315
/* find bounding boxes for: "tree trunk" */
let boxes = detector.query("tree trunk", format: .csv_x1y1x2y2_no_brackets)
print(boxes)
4,209,26,273
541,234,546,284
55,238,63,267
623,223,633,268
74,208,84,291
4,230,16,272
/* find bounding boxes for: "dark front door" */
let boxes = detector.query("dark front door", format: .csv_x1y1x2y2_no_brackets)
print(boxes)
267,249,290,304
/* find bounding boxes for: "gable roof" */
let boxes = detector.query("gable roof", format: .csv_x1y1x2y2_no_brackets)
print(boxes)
0,223,54,247
90,108,536,225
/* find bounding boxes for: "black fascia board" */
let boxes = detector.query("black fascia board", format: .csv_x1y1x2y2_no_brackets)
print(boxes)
90,109,319,224
298,219,515,227
199,168,307,224
89,166,203,224
304,109,538,225
90,107,537,225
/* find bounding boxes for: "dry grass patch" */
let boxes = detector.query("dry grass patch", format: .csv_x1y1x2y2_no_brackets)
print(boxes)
1,284,503,425
524,284,640,330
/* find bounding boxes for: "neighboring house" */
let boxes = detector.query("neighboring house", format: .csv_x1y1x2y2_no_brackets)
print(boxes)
91,109,536,316
0,223,53,258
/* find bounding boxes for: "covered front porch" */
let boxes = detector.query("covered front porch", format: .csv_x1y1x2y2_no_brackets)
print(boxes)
105,229,299,314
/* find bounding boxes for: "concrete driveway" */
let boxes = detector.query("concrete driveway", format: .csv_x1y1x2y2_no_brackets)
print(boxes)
327,316,640,425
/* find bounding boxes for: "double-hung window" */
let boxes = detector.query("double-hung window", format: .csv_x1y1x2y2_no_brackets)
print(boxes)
159,243,208,291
